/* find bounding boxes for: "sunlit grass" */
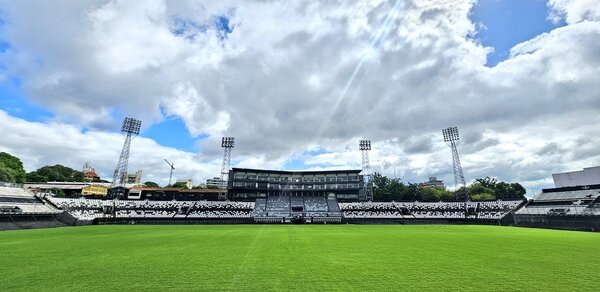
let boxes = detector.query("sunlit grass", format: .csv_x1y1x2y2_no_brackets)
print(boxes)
1,225,599,291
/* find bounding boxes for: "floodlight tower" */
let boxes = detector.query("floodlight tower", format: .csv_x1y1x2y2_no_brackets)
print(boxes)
359,140,373,201
111,117,142,189
442,126,466,190
220,137,235,188
164,159,175,186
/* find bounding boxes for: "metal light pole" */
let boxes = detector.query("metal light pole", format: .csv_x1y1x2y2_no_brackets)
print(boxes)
220,137,235,188
359,140,372,201
111,117,142,189
442,126,466,190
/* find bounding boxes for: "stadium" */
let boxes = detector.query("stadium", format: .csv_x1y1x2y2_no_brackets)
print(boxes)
1,136,600,290
2,1,600,291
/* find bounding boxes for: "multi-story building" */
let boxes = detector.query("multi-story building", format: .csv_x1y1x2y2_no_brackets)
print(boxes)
419,177,445,188
206,177,224,189
126,170,143,185
227,168,365,201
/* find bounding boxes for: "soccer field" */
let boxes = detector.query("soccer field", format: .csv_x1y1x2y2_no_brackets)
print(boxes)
1,225,599,291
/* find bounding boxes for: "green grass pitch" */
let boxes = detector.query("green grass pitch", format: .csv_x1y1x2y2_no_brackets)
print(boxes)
1,225,599,291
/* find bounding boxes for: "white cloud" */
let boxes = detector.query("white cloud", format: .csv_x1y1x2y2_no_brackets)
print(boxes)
548,0,600,24
0,0,600,193
0,110,226,186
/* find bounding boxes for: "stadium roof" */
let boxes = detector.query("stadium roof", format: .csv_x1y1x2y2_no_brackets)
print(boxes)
130,187,224,193
232,167,362,175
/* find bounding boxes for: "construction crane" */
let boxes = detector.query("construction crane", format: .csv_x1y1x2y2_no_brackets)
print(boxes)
164,159,175,186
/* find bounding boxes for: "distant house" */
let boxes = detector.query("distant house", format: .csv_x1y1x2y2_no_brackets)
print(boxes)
175,179,193,189
82,163,100,182
419,177,445,188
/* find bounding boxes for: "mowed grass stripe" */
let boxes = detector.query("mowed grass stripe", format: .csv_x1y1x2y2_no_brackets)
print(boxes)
1,225,599,291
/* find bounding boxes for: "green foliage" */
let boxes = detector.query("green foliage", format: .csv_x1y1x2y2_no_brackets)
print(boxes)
48,187,65,197
371,173,526,202
467,182,496,201
1,225,599,291
372,172,415,201
26,165,85,182
144,181,159,188
468,176,527,201
475,176,498,189
453,187,469,201
0,152,27,183
420,187,454,202
168,182,189,189
470,193,496,201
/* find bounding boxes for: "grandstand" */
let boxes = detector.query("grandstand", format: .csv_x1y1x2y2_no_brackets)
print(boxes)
227,168,365,201
339,200,522,221
47,197,255,224
40,194,523,225
8,176,600,230
514,184,600,230
0,185,66,230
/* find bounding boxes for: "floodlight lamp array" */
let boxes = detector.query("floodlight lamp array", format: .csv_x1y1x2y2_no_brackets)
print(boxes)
121,117,142,135
442,126,459,142
359,140,371,150
222,137,235,148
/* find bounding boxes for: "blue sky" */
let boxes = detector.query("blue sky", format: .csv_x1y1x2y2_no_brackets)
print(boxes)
471,0,564,66
0,0,560,151
2,0,598,192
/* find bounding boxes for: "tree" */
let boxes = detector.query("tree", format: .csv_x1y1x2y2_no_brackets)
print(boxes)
419,187,453,202
471,193,496,201
454,187,469,201
371,172,390,201
26,172,48,182
27,165,85,182
144,181,159,188
467,182,496,201
475,176,497,189
503,182,526,199
48,187,65,197
403,183,421,202
169,182,189,189
0,152,27,183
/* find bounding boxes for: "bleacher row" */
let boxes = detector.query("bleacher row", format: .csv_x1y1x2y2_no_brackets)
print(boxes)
253,196,342,218
515,189,600,216
0,185,526,222
45,196,524,221
339,200,523,219
47,197,255,220
0,187,61,214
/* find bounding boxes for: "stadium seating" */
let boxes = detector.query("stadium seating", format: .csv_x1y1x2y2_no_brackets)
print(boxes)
42,194,522,224
256,196,342,220
0,187,61,214
47,197,255,220
339,200,522,220
515,189,600,216
265,196,291,217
